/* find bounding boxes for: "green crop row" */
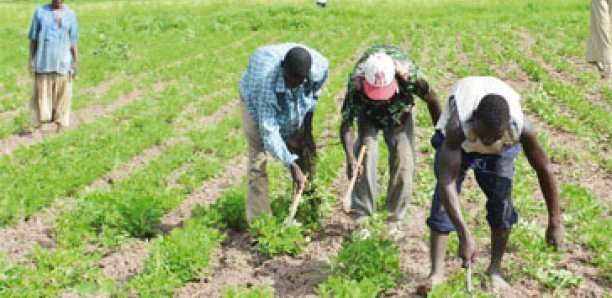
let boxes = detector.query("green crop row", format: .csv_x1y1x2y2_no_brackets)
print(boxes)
472,26,611,171
500,28,610,141
0,27,273,226
0,86,185,226
0,111,246,297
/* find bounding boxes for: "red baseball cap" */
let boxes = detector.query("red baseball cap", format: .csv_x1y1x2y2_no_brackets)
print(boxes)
362,53,398,100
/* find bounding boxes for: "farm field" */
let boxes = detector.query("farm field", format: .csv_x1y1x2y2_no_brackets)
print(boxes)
0,0,610,297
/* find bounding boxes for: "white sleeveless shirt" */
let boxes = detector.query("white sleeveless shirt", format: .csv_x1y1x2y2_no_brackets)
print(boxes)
435,77,524,154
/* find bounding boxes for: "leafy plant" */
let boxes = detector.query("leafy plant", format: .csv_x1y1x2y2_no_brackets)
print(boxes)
249,214,308,257
328,215,402,292
116,195,164,238
209,184,248,232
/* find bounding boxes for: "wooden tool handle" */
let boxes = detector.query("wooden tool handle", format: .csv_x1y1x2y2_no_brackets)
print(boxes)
285,190,303,225
342,145,367,213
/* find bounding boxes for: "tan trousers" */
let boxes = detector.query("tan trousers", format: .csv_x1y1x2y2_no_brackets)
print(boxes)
587,0,612,76
240,100,316,224
30,73,72,127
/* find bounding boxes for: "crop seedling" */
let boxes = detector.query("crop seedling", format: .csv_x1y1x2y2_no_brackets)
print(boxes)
249,214,308,257
322,214,403,295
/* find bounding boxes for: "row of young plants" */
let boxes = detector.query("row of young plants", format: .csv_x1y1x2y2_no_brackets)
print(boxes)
527,24,612,122
0,28,271,226
0,85,187,225
535,136,611,280
527,23,606,98
316,214,403,297
119,112,248,297
501,27,610,142
475,26,612,172
0,106,246,297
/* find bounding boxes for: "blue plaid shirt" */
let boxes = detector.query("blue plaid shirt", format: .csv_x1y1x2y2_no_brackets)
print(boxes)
239,43,328,167
28,4,79,75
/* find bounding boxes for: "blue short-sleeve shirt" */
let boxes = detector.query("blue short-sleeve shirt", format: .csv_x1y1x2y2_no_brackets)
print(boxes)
28,4,79,75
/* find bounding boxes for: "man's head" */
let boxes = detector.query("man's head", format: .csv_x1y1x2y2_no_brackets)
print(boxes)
362,52,398,100
471,94,510,146
282,47,312,89
51,0,64,9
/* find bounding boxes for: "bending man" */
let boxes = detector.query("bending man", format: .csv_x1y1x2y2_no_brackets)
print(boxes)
340,45,440,231
426,76,564,289
239,43,328,224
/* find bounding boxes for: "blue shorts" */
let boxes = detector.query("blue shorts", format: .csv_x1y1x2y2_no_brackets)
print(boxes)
426,131,520,233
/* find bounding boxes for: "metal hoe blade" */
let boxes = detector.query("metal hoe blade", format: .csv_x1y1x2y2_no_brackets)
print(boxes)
466,262,473,295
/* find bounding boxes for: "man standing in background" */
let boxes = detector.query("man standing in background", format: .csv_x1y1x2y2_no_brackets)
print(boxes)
587,0,611,78
28,0,79,132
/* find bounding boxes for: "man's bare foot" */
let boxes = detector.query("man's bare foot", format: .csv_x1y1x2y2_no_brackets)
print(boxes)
416,273,445,295
489,270,510,290
56,123,66,133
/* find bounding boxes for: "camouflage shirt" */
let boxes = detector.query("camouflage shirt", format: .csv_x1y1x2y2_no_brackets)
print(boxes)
341,45,428,128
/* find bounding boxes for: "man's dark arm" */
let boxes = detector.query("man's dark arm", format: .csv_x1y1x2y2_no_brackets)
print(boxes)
438,125,473,259
70,43,79,76
415,78,442,125
520,124,564,248
304,111,314,137
437,103,474,266
340,121,355,157
340,93,358,179
29,40,37,75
